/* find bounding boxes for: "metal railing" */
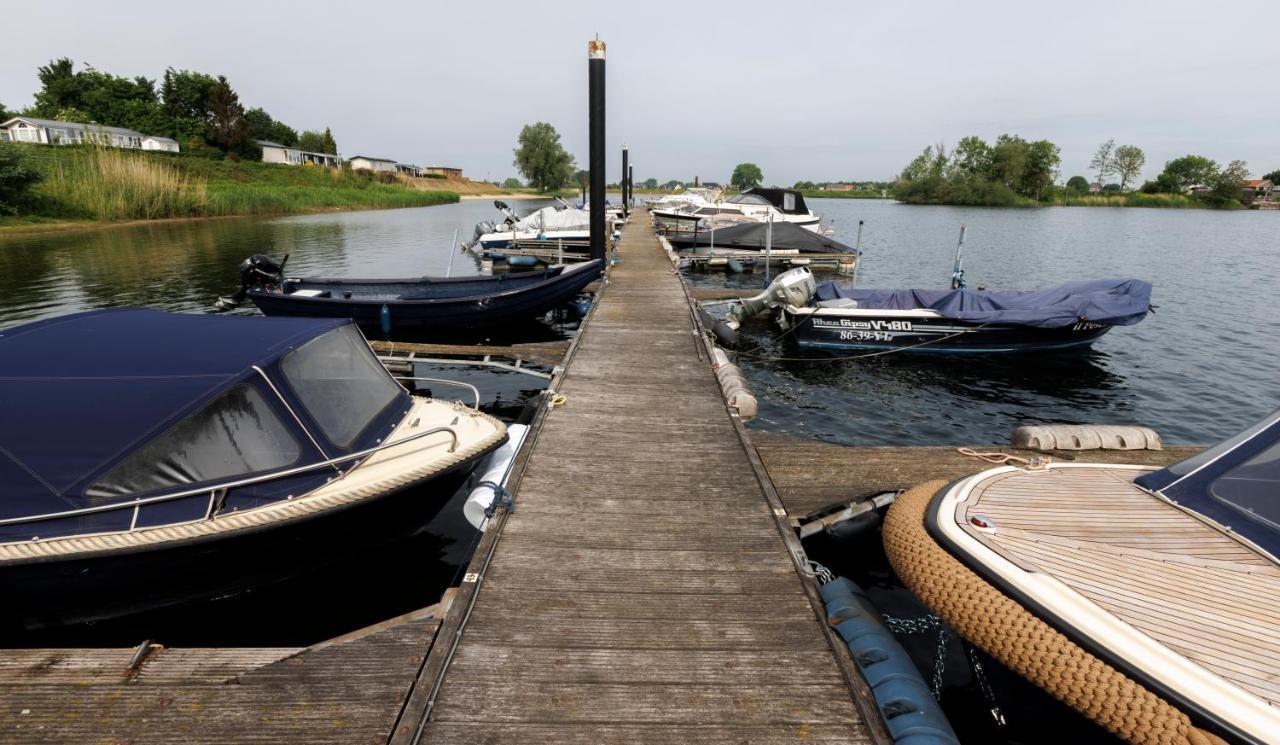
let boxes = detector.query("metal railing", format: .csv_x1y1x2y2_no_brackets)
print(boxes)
0,423,463,531
393,376,482,409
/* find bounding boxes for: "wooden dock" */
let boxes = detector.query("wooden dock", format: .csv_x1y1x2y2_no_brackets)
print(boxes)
402,217,881,743
0,214,1206,744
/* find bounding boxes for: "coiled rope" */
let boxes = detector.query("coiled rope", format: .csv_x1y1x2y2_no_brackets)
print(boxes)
882,481,1226,745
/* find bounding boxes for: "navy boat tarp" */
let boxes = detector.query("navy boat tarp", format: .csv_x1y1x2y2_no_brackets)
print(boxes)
1135,406,1280,562
815,278,1153,329
0,309,410,539
669,221,858,254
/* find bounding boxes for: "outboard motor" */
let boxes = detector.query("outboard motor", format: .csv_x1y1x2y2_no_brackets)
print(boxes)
216,253,286,309
726,267,817,327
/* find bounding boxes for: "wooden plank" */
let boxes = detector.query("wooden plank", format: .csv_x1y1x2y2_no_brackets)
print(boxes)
752,430,1202,517
370,338,570,367
410,215,878,744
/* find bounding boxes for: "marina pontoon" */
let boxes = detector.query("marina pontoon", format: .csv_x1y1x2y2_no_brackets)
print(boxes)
0,309,507,629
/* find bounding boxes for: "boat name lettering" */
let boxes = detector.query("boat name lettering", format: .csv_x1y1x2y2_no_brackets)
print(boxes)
813,318,914,332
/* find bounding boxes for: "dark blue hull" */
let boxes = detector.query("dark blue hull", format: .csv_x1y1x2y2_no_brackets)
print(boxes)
784,308,1115,353
249,260,602,333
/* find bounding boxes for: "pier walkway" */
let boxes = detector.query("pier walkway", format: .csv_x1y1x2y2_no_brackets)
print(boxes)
410,219,878,743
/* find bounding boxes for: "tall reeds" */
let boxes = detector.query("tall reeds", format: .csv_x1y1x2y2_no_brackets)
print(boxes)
41,146,208,220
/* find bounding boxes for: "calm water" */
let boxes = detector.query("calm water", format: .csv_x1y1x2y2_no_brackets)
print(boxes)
2,199,1276,657
691,198,1280,446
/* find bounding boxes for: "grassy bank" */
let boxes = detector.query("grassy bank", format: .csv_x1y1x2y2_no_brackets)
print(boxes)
799,189,887,200
12,145,458,223
1057,192,1239,209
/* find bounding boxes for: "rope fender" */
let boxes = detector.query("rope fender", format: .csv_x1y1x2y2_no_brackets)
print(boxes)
882,481,1226,745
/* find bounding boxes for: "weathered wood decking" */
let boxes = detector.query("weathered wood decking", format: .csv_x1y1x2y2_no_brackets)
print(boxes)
409,218,879,743
1,602,449,743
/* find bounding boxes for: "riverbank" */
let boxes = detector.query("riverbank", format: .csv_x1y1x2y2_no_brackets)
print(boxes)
6,145,459,228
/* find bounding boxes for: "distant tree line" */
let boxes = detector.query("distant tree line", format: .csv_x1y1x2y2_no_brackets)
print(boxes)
1065,138,1265,207
6,58,338,159
895,134,1061,206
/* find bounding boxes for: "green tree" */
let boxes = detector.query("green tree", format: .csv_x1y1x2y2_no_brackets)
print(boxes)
244,107,297,146
988,135,1028,191
513,122,575,192
1023,139,1061,200
644,177,658,189
1090,139,1116,187
31,57,167,135
1113,145,1145,190
1158,155,1219,193
949,135,991,177
297,130,326,153
161,68,218,140
205,76,251,156
1263,168,1280,183
502,177,522,188
1066,175,1090,193
321,127,337,155
730,162,763,190
1212,159,1249,202
0,101,10,120
0,142,42,215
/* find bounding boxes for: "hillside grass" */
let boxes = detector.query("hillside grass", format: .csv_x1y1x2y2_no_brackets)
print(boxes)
15,144,458,222
1058,192,1239,209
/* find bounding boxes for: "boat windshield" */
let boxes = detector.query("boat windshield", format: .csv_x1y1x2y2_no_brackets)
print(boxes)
1210,439,1280,529
85,384,301,500
727,194,771,205
281,325,404,448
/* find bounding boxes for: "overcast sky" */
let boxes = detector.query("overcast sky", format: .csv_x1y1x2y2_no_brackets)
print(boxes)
3,1,1276,186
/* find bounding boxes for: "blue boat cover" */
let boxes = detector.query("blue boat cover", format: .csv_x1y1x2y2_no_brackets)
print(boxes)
1135,407,1280,562
815,278,1153,329
0,309,407,536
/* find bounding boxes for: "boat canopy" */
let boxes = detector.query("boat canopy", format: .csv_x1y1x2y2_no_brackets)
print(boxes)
737,188,809,215
0,309,410,541
677,222,857,254
1136,406,1280,561
512,206,590,233
814,278,1153,329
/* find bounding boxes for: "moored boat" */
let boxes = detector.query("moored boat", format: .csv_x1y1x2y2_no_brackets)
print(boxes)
781,276,1152,353
885,407,1280,743
0,309,507,629
223,254,603,334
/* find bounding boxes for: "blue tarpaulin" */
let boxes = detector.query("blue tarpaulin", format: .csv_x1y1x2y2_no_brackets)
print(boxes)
0,309,407,537
814,278,1153,328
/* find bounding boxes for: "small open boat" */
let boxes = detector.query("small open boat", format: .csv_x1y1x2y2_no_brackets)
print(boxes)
0,309,506,629
664,220,856,254
781,276,1153,352
223,254,602,334
886,407,1280,743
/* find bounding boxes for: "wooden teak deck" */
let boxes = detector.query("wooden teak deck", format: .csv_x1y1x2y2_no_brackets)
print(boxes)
409,218,879,743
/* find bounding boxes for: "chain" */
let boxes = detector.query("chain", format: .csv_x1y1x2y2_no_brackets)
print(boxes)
805,560,835,585
882,613,942,635
931,627,951,700
966,643,1008,727
882,613,950,701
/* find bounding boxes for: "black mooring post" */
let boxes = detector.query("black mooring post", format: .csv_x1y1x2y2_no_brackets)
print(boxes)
628,163,634,211
588,40,609,262
621,144,629,219
588,38,607,261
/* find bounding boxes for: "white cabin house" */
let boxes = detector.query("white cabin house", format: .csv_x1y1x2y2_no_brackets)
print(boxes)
0,116,179,153
348,155,397,173
256,140,341,167
142,136,180,153
395,163,423,177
